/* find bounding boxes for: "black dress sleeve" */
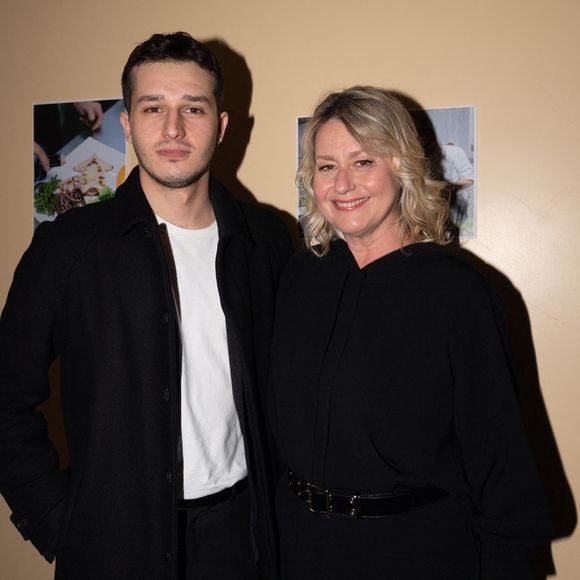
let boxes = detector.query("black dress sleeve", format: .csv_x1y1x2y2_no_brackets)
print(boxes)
449,274,552,578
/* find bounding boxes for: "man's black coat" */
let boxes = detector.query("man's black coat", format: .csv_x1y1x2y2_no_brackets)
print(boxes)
0,167,292,579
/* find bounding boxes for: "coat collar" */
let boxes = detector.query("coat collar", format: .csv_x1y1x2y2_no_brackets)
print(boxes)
114,166,254,245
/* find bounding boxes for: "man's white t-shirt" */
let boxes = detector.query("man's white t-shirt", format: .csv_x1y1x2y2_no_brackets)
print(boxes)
159,218,247,499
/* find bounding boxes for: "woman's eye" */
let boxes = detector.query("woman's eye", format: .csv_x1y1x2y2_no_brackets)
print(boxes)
356,159,374,167
317,164,334,172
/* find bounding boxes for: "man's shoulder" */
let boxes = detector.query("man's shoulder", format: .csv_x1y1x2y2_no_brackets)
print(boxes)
209,179,289,235
38,198,115,243
236,200,294,257
238,199,286,229
29,196,129,270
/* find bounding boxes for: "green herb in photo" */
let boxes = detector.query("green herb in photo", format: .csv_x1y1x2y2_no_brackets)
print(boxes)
34,176,60,215
98,186,115,202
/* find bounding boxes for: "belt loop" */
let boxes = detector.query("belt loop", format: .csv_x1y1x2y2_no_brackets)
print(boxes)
326,489,333,515
349,494,359,518
306,482,313,511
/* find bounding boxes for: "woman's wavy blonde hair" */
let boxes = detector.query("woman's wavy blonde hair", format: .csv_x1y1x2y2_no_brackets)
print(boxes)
297,86,450,255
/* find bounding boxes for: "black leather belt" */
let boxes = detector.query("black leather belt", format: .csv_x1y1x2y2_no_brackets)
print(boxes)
178,478,248,510
289,471,448,518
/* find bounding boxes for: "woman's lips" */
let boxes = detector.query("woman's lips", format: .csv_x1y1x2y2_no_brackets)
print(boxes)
332,197,370,211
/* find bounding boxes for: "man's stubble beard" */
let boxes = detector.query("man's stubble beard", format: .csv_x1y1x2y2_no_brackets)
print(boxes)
141,160,212,189
135,142,217,190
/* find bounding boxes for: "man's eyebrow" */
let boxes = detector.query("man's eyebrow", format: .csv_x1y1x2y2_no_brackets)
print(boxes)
135,94,211,104
136,94,164,103
183,95,211,104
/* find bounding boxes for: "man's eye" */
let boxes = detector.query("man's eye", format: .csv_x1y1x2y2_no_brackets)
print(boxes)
144,107,161,113
186,107,204,114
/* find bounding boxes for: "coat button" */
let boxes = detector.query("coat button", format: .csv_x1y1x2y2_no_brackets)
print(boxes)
165,552,172,564
15,518,28,531
162,388,170,402
162,312,169,323
165,471,172,483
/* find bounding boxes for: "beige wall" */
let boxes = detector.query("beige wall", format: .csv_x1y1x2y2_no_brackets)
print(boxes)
1,0,578,577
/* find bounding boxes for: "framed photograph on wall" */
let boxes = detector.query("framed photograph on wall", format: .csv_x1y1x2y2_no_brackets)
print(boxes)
33,98,127,228
410,106,477,239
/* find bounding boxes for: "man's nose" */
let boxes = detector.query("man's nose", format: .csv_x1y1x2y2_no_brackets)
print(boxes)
163,110,185,139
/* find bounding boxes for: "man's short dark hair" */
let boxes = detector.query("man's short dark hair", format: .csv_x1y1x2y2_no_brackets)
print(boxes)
121,32,223,113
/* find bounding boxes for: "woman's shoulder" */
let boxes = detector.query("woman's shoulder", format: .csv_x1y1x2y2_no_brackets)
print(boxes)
388,243,500,319
404,242,489,288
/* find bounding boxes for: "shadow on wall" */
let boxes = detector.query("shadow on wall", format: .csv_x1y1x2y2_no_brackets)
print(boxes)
37,358,68,469
205,39,256,205
398,91,576,578
204,38,300,249
396,94,463,241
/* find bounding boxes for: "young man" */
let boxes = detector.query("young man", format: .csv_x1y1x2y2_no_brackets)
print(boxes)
0,32,292,579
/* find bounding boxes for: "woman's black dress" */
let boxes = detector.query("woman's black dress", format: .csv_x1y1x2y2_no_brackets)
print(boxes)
269,241,551,579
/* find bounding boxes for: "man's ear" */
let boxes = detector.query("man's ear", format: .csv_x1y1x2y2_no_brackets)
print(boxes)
217,111,229,144
119,110,132,144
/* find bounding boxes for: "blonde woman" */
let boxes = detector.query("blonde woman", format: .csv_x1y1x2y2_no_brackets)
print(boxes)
269,86,551,579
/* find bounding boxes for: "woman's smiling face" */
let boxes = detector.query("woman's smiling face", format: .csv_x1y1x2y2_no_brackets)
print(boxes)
312,118,401,249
